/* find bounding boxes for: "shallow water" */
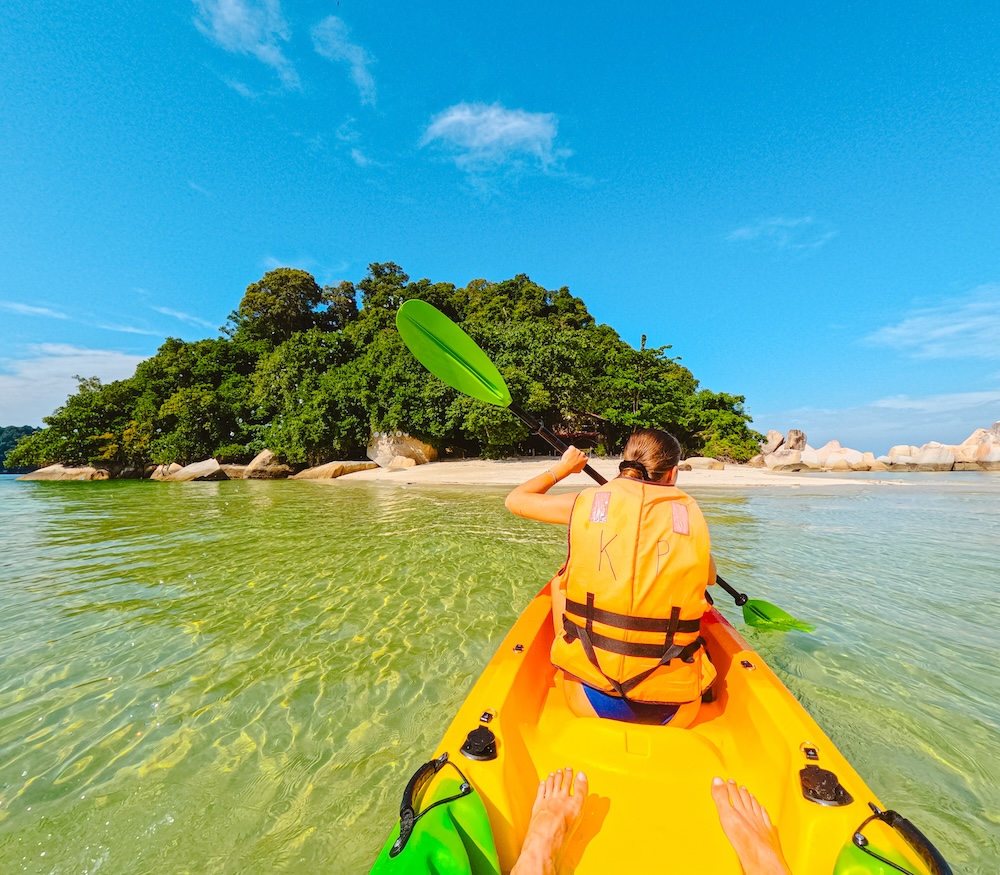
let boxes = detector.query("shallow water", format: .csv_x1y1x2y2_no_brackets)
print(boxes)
0,474,997,872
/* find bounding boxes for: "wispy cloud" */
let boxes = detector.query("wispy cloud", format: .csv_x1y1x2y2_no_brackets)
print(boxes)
1,299,175,338
421,103,570,172
866,285,1000,360
96,323,164,337
329,118,380,167
311,16,376,105
754,389,1000,456
0,345,148,426
727,216,837,252
193,0,299,89
350,147,385,168
152,306,217,329
870,390,1000,415
260,256,349,283
222,77,258,98
0,301,70,320
188,181,211,196
336,118,360,142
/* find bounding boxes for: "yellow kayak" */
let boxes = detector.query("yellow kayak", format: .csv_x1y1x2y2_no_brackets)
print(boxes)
372,584,950,874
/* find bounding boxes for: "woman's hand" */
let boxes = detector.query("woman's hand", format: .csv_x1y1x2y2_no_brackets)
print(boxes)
552,445,589,480
505,445,589,525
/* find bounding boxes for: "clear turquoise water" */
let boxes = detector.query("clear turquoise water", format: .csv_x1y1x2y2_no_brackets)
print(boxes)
0,473,997,873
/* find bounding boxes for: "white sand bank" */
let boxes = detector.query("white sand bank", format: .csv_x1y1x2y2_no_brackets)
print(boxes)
335,458,902,488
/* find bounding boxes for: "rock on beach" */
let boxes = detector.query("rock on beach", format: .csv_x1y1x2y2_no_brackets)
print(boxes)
681,457,725,470
761,422,1000,473
165,459,229,482
367,433,437,469
18,464,110,481
244,450,295,479
292,461,379,479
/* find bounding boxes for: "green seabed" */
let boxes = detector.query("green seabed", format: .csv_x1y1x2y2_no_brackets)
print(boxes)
0,476,997,872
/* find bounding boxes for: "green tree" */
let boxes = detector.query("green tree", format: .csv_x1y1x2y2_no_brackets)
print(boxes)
227,268,328,344
323,281,359,330
151,386,222,465
587,335,697,445
0,425,38,464
1,425,42,469
251,328,364,464
687,390,763,462
10,376,143,466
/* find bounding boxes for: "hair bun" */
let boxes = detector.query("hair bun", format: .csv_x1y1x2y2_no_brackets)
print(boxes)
619,460,649,479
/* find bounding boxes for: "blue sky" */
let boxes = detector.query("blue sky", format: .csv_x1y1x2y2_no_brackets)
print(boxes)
2,1,998,454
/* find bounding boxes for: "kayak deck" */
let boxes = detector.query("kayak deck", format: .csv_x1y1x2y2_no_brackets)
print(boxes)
431,586,928,874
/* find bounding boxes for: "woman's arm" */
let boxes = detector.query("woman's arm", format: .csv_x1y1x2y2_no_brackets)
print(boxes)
505,445,590,525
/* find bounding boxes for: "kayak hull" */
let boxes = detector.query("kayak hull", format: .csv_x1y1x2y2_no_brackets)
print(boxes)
425,585,932,874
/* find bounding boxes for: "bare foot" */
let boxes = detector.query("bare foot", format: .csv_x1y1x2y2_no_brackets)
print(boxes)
711,777,791,875
511,767,589,875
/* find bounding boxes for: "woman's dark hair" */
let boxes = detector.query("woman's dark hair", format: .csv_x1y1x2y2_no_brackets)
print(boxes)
618,428,681,482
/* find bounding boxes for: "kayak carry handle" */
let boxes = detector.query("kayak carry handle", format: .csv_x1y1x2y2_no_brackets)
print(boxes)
390,753,472,858
852,808,953,875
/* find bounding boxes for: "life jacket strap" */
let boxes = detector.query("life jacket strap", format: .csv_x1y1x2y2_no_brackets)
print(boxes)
563,597,702,634
562,596,706,702
563,617,700,660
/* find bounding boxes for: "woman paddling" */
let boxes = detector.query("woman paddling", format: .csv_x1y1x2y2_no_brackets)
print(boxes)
506,428,717,727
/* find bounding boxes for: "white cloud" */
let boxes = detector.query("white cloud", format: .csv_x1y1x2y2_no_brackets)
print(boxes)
336,118,360,142
0,345,148,426
727,216,837,252
1,299,176,338
222,77,257,98
421,103,568,171
188,181,211,196
97,324,164,336
193,0,299,89
260,256,349,282
753,389,1000,456
866,285,1000,360
0,301,70,320
312,16,376,105
151,306,217,329
351,147,385,168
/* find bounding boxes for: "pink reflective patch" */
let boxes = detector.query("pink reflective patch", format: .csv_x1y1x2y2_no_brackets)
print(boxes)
672,502,690,535
590,491,611,523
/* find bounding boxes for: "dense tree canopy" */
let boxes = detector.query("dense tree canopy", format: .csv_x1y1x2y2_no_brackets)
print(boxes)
5,265,762,469
0,425,40,471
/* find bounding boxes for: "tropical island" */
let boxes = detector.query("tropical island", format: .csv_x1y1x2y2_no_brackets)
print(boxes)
4,264,762,475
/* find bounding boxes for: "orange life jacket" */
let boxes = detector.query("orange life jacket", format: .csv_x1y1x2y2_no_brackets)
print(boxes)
549,476,716,704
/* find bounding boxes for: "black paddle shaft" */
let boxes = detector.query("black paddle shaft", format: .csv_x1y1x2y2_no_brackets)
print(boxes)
510,405,608,485
715,576,748,606
510,404,747,608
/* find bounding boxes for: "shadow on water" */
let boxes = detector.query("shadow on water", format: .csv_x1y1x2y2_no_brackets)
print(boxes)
0,476,998,872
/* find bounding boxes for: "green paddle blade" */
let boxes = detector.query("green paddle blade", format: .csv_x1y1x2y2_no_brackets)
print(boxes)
396,300,513,407
742,599,815,633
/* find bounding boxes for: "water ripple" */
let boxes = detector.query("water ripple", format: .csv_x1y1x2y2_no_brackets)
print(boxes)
0,476,997,872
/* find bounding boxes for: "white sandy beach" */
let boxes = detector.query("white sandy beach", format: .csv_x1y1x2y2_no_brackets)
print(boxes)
338,457,898,488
